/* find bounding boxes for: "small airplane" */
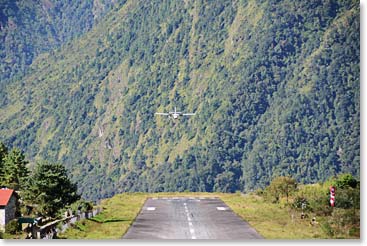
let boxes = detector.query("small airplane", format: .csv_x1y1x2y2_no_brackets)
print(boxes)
155,107,196,119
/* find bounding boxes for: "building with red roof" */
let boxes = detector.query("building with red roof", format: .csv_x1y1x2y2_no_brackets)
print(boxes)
0,188,18,232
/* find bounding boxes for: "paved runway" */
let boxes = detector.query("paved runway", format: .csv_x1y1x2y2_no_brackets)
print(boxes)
123,197,263,240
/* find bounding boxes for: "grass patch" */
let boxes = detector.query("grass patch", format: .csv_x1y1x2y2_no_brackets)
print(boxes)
59,192,152,239
220,193,328,239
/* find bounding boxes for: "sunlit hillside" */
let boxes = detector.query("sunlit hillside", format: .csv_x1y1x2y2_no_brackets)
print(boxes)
0,0,360,201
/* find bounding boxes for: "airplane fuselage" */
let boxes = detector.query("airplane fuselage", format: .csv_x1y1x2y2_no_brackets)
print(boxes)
169,107,181,119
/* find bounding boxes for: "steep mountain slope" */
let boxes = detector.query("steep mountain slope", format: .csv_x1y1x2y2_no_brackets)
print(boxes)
0,0,122,97
0,0,359,201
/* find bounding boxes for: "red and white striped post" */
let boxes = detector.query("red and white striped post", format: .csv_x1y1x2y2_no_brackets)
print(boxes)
329,186,336,207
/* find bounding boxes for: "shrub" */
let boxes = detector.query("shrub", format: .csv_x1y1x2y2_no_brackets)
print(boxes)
267,176,297,203
69,200,94,214
328,174,360,209
255,188,264,196
309,194,333,216
292,196,310,212
333,174,358,189
5,219,21,234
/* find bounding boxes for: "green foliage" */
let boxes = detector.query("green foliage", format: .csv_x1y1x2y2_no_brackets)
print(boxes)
23,161,81,218
321,221,334,237
69,200,94,214
258,174,359,238
291,182,333,216
58,199,94,218
308,192,333,217
292,196,310,212
332,173,358,189
327,174,360,209
0,0,121,85
0,142,8,182
0,145,29,190
0,0,360,201
265,176,297,203
0,142,89,226
5,219,21,234
321,208,360,238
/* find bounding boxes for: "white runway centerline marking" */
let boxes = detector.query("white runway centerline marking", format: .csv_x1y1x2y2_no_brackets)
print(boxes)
147,207,156,211
216,207,228,211
184,203,196,239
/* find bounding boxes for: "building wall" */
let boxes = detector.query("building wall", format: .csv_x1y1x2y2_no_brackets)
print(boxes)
5,196,17,224
0,207,5,232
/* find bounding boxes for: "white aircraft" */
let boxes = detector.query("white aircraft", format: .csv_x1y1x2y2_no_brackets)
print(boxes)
155,107,196,119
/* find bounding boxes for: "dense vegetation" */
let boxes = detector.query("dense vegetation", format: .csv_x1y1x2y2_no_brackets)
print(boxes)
0,0,360,201
0,0,123,101
0,142,81,220
257,174,359,238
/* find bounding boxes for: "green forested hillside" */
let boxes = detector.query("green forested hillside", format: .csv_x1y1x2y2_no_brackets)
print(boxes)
0,0,122,93
0,0,359,201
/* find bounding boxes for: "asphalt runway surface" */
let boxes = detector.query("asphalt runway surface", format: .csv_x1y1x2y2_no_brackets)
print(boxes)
123,197,263,240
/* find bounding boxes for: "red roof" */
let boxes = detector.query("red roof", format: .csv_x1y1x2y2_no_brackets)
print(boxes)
0,189,14,206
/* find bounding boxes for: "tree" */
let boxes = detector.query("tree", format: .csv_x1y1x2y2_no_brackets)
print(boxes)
267,176,297,203
0,142,8,183
23,161,80,218
333,173,358,189
214,171,236,193
2,148,29,190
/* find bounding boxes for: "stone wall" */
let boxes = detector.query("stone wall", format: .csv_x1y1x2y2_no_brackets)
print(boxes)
32,208,102,239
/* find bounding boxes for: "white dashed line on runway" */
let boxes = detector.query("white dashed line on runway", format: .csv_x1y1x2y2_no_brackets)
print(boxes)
184,202,197,239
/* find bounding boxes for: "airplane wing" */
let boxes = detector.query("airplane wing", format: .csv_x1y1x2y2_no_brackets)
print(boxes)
182,113,196,116
155,113,169,116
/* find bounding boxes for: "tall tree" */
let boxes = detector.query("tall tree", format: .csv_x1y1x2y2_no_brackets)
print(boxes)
2,148,29,190
23,161,80,217
0,142,8,183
